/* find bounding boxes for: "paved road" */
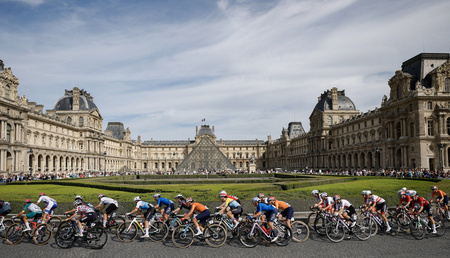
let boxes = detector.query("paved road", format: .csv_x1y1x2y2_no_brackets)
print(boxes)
1,225,449,258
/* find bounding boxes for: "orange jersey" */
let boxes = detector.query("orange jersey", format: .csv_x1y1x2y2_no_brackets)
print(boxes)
432,190,446,199
274,200,290,210
190,202,207,213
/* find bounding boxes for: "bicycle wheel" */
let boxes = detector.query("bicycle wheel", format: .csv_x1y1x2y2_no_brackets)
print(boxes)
364,217,378,236
313,215,327,236
148,221,169,242
55,221,77,248
168,218,182,231
433,216,446,236
117,222,138,242
291,221,309,243
396,213,411,231
86,225,108,249
5,223,25,245
108,216,125,234
238,223,261,248
353,219,371,241
409,219,425,240
387,216,399,235
306,212,318,230
325,221,345,243
33,223,52,245
275,224,292,246
0,219,14,238
172,225,195,248
47,216,62,233
204,223,227,248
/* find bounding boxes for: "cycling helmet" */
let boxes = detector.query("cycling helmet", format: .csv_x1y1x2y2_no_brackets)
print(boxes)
431,186,438,190
175,194,184,199
401,187,407,192
25,199,32,203
361,190,367,195
186,197,193,203
97,194,105,199
73,199,82,206
252,197,261,203
257,193,265,198
267,196,276,202
133,196,141,202
333,195,341,201
311,190,319,195
320,192,328,198
75,195,83,200
409,190,417,197
366,190,372,195
398,190,405,196
39,192,46,196
153,193,161,199
219,191,227,198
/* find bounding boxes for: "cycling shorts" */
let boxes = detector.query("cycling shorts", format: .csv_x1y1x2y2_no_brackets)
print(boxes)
375,203,387,214
144,207,156,222
195,209,211,224
80,212,96,223
44,202,57,214
345,206,356,217
231,206,243,219
280,207,294,220
164,203,175,214
264,209,278,222
423,204,433,217
26,211,43,219
105,204,118,215
436,195,449,206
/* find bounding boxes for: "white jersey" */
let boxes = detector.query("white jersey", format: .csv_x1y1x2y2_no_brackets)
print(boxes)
37,196,56,204
100,197,118,207
26,203,42,212
335,199,352,211
315,195,322,203
323,197,334,208
370,195,385,204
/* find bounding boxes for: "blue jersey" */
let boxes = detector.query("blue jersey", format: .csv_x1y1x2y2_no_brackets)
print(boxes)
157,197,173,207
256,203,277,213
136,201,153,210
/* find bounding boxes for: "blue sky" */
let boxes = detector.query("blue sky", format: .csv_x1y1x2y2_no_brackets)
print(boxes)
1,0,449,141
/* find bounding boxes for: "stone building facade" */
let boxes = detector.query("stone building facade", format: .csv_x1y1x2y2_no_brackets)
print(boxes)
1,53,450,175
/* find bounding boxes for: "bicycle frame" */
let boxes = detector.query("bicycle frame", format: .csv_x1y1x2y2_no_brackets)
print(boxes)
248,219,275,240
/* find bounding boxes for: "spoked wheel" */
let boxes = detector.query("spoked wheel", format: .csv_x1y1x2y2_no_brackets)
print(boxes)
55,221,77,249
5,223,25,245
108,216,125,234
33,223,52,245
275,224,292,246
353,219,371,241
364,217,378,236
204,223,227,248
85,225,108,249
172,225,195,248
47,216,62,233
291,221,309,243
409,219,425,240
117,222,138,242
238,223,261,248
306,212,318,230
325,221,345,243
0,219,14,239
313,216,327,236
148,221,169,242
396,213,411,232
387,216,399,235
433,216,446,236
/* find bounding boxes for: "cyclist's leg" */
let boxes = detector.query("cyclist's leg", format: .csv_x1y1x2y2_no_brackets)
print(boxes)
283,207,294,229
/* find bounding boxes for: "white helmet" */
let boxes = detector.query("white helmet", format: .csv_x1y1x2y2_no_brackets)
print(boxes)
75,195,83,200
366,190,372,195
311,190,319,195
398,190,405,196
252,197,260,203
361,190,367,195
153,193,161,199
320,192,328,198
133,196,141,202
401,187,407,191
219,191,227,198
409,190,417,197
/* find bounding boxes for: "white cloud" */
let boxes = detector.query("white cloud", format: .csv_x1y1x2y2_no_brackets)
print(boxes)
4,0,45,6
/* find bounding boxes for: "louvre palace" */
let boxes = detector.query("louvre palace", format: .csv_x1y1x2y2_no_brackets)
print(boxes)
0,53,449,175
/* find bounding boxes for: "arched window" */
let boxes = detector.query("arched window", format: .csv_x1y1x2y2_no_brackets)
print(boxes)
6,123,11,142
328,116,332,126
427,101,433,110
79,117,84,127
428,120,434,136
445,77,450,92
67,117,72,124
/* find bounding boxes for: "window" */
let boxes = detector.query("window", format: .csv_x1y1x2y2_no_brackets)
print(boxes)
328,116,332,126
79,117,84,127
339,116,344,123
447,118,450,135
427,101,433,110
67,117,72,124
6,123,11,142
428,120,434,136
445,77,450,92
396,122,401,139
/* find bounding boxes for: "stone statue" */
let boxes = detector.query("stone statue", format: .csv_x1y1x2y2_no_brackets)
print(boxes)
251,154,255,164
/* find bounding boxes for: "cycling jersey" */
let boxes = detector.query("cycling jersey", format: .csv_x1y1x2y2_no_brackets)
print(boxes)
432,190,447,199
334,199,352,211
136,201,154,210
399,195,411,205
315,195,322,203
157,197,173,207
177,200,190,211
370,195,385,204
76,204,95,215
323,197,334,209
255,203,277,213
273,200,290,210
0,200,11,216
23,203,41,213
227,195,241,204
100,197,119,207
411,197,429,207
225,198,241,209
83,201,94,208
37,196,56,204
189,202,208,213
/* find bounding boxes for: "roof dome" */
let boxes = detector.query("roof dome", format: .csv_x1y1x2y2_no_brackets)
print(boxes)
197,125,215,137
53,88,98,111
314,89,356,111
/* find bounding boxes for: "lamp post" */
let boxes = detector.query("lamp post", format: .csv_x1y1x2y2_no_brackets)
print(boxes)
104,151,107,176
376,147,380,170
29,149,33,176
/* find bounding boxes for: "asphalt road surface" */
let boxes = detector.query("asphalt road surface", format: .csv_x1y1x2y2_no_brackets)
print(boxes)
1,225,449,258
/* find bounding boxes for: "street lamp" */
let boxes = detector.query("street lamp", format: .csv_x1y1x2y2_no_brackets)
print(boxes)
376,147,380,170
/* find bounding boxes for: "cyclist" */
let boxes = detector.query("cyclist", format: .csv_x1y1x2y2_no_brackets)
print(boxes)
250,197,279,242
397,190,411,211
35,192,57,223
409,190,437,234
430,186,450,220
65,199,97,236
320,192,334,213
173,194,190,216
332,195,356,227
183,197,210,236
94,194,119,228
365,190,391,232
268,196,294,229
311,190,323,209
218,191,242,226
258,193,268,204
153,193,175,222
219,190,241,204
126,196,156,238
0,199,11,217
12,199,43,232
